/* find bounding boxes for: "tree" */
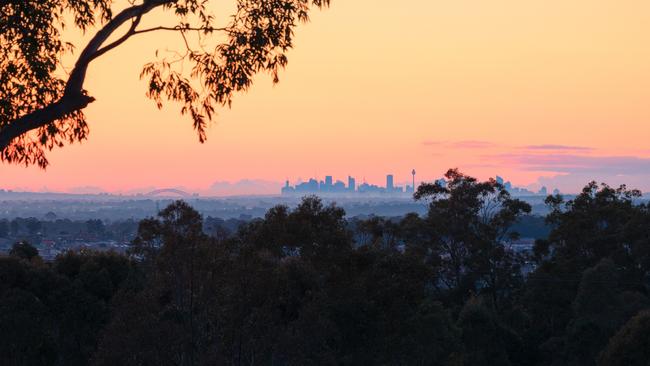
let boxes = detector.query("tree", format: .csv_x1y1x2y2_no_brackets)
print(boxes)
0,0,330,167
413,169,531,307
598,310,650,366
112,200,217,365
9,219,21,236
0,219,8,238
563,259,648,366
0,289,56,366
521,181,650,366
9,241,40,261
538,182,646,272
457,297,521,366
86,219,105,237
25,218,42,236
0,248,134,366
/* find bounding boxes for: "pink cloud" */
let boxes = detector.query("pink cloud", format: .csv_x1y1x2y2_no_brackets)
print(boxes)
422,140,497,149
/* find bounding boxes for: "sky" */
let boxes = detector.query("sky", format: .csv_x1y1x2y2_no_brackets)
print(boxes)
1,0,650,195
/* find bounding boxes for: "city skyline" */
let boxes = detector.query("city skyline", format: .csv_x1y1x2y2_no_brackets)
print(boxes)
0,170,564,197
281,173,417,195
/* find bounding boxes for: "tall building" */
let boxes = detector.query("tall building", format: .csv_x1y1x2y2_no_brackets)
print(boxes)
386,174,394,192
320,175,332,192
412,169,416,191
348,176,356,192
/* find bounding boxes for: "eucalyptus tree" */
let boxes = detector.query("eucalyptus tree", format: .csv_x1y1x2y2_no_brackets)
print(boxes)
414,168,531,307
0,0,330,167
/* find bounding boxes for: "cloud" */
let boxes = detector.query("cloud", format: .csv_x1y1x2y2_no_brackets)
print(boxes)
523,144,593,151
424,141,594,152
535,173,650,195
452,140,497,149
489,153,650,175
422,140,497,149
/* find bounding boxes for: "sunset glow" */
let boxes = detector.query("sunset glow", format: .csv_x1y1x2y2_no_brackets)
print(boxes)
2,0,649,194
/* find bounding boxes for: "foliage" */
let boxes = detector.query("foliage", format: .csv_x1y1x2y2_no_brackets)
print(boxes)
0,0,330,167
0,250,133,366
413,168,531,308
598,310,650,366
523,182,650,365
9,241,40,261
2,172,650,365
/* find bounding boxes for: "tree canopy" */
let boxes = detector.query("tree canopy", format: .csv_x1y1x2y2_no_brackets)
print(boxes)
0,0,330,167
2,172,649,365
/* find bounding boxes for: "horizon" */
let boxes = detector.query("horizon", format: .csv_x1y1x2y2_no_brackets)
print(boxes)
2,174,649,197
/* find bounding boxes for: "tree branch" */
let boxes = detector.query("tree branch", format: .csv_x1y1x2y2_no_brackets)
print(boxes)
0,93,95,151
90,13,144,62
133,25,227,35
0,0,171,152
65,1,164,94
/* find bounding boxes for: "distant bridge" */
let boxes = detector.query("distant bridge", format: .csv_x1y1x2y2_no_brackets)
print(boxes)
145,189,192,197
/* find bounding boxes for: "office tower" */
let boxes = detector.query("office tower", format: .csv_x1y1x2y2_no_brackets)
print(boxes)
386,174,394,192
348,176,356,192
321,175,332,192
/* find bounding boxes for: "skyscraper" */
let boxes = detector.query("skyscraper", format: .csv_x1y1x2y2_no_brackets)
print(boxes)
348,176,356,192
386,174,394,192
322,175,332,192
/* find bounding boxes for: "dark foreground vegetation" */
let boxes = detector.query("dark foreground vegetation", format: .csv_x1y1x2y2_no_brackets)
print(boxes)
1,169,649,366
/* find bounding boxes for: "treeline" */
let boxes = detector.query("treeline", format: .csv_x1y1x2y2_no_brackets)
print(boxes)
1,169,649,366
0,216,249,243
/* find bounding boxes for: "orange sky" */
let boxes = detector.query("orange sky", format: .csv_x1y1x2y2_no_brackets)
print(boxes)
2,0,650,194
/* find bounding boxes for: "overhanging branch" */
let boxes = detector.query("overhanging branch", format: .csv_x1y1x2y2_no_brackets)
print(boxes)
133,25,227,35
0,0,170,153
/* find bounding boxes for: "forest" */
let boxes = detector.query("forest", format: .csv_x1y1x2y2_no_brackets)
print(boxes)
1,169,649,366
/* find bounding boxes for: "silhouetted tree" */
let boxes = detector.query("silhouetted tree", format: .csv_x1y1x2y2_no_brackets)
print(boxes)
0,249,133,366
25,217,42,236
86,219,105,236
564,259,648,366
9,218,20,236
598,310,650,366
521,181,650,366
3,175,650,366
0,288,56,366
0,219,8,238
9,241,39,261
457,297,521,366
538,182,646,272
413,168,531,308
0,0,330,167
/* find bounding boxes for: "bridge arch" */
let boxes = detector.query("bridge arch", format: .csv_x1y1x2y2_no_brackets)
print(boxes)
145,189,192,197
